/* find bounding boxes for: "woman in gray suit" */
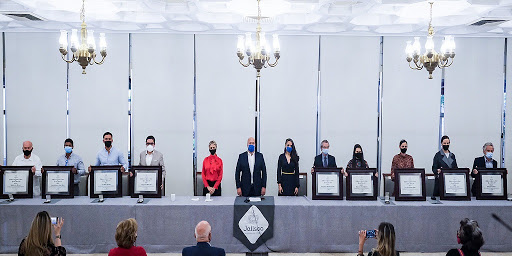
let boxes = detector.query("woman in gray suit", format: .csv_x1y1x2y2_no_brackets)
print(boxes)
139,135,165,192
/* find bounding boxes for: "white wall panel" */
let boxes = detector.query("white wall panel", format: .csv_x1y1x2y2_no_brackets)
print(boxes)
131,34,194,196
505,38,512,192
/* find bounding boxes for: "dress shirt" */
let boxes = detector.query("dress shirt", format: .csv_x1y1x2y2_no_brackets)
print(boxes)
13,154,43,196
145,153,153,166
201,154,223,189
95,147,128,170
485,157,493,168
248,151,255,184
56,153,86,184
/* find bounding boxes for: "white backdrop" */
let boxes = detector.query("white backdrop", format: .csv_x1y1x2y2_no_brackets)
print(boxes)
5,33,67,165
260,35,319,197
131,34,194,196
68,34,129,168
444,38,504,171
381,36,441,177
0,33,4,164
505,38,512,190
320,36,380,171
195,34,255,196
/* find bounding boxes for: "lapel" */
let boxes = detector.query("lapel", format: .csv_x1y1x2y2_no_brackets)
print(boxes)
440,150,452,167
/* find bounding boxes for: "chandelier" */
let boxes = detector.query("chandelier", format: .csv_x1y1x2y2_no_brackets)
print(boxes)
236,0,280,75
405,2,455,79
58,0,107,74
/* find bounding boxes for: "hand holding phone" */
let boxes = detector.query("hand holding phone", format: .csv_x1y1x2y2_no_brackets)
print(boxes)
51,217,59,225
366,229,376,238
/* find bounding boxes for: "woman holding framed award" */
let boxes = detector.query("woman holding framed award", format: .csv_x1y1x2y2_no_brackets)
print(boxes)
432,135,458,199
201,140,223,196
347,144,370,169
277,138,300,196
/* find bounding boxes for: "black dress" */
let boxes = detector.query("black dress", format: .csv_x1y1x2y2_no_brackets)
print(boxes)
368,250,399,256
446,247,481,256
18,238,66,256
276,153,299,196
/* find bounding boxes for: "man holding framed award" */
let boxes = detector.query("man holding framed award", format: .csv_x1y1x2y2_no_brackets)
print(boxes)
89,132,128,173
471,142,497,196
12,141,42,196
56,138,86,196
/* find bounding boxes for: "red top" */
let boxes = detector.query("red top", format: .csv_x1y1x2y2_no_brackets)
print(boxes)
108,246,147,256
202,155,223,189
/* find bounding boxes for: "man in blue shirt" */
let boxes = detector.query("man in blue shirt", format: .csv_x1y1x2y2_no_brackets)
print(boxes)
56,138,86,195
88,132,128,173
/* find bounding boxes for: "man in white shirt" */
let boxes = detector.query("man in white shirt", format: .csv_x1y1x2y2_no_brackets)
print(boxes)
235,137,267,197
12,141,43,196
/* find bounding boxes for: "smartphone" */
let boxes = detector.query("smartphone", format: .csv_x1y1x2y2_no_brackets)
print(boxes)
51,217,59,225
366,229,376,238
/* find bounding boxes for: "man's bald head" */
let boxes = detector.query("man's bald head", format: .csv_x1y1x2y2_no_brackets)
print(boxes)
247,137,255,146
22,141,32,149
194,221,212,242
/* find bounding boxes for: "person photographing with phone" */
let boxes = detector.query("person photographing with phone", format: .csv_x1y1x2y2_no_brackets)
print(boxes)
357,222,398,256
18,211,65,256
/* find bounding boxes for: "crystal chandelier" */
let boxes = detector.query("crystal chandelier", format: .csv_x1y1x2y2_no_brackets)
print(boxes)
405,2,455,79
236,0,280,76
59,0,107,74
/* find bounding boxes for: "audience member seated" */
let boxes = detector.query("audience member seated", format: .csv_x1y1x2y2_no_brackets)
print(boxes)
358,222,399,256
446,218,484,256
108,218,147,256
18,211,65,256
182,221,225,256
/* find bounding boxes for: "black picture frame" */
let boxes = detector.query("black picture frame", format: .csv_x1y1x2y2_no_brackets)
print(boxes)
394,168,426,201
41,166,74,198
439,168,471,201
346,168,378,200
476,168,508,200
0,166,34,199
129,166,162,198
312,167,343,200
89,165,122,198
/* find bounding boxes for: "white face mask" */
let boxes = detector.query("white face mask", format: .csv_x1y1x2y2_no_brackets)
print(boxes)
146,145,154,152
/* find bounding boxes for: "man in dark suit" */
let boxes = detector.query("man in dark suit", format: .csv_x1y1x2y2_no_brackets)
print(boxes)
313,139,337,168
471,142,498,196
182,221,225,256
235,137,267,197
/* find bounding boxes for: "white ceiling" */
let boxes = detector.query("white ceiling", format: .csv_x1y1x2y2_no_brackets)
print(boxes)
1,0,512,36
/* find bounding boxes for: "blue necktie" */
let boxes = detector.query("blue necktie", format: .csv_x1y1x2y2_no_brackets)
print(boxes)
323,156,327,167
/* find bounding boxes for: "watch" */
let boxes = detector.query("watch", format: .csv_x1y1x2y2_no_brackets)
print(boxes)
55,235,61,239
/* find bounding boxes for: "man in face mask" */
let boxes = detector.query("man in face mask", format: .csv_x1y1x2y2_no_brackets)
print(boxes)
12,141,43,196
235,137,267,197
56,138,85,195
89,132,128,173
138,135,165,192
313,140,338,169
471,142,498,196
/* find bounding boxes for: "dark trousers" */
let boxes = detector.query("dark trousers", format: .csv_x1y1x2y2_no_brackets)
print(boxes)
433,178,440,197
245,184,260,197
73,183,80,196
203,180,221,196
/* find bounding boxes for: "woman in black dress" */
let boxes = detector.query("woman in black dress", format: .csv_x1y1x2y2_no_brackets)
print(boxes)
432,135,458,199
277,138,300,196
446,218,484,256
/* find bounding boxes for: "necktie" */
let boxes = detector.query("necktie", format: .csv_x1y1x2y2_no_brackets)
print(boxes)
323,156,327,167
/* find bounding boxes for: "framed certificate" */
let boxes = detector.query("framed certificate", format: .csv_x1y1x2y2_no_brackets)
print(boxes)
89,165,122,198
346,168,377,200
129,166,162,198
42,166,73,198
0,166,34,199
439,168,470,201
476,168,507,200
312,167,343,200
394,168,426,201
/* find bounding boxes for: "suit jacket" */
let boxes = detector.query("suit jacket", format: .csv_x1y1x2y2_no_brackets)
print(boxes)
139,150,166,182
235,151,267,197
432,150,458,178
313,154,337,168
182,242,225,256
471,156,498,195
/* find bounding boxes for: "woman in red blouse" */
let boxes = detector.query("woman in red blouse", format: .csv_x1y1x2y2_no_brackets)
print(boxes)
108,218,147,256
202,140,223,196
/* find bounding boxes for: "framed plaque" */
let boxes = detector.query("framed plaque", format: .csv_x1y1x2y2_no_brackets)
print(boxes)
439,168,470,201
394,168,426,201
42,166,74,198
129,166,162,198
312,167,343,200
89,165,122,198
476,168,507,200
0,166,34,199
346,168,378,200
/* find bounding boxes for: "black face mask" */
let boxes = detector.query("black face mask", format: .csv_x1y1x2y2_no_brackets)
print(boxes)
355,152,363,159
23,149,32,156
104,141,112,148
442,144,449,151
209,149,216,155
400,148,407,154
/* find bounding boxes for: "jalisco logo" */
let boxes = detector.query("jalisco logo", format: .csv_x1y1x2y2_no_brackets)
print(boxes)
238,205,269,244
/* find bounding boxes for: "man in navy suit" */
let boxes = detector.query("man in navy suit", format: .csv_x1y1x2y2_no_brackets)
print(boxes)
313,140,337,168
182,221,225,256
471,142,498,196
235,137,267,197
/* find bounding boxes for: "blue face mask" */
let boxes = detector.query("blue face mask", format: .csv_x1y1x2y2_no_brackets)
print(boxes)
322,148,329,155
248,144,255,153
286,146,293,153
485,152,493,159
64,146,72,154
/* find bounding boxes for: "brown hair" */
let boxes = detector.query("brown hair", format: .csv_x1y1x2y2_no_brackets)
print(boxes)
20,211,53,256
115,218,138,249
374,222,396,256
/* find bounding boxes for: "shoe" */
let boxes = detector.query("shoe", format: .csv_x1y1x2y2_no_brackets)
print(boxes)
431,196,436,200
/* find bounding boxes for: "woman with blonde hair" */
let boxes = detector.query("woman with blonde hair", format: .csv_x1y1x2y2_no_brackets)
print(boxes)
18,211,65,256
357,222,399,256
108,218,147,256
201,140,223,196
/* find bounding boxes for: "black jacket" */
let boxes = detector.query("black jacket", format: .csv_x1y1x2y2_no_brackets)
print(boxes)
235,151,267,197
182,242,225,256
313,154,337,168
